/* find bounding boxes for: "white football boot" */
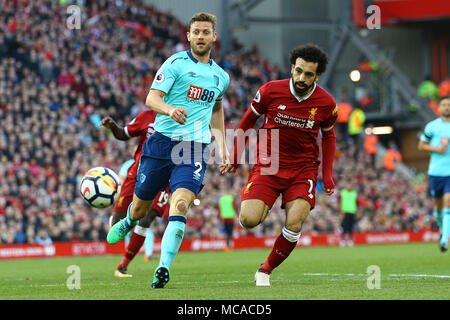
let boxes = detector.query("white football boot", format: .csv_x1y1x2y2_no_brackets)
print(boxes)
255,269,271,286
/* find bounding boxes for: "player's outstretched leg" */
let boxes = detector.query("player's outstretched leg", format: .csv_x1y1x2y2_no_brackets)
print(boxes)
152,188,193,289
115,226,147,278
144,228,155,261
108,194,153,244
152,215,186,288
256,198,309,286
440,207,450,252
107,203,138,244
115,208,159,276
109,210,134,277
255,227,300,286
432,198,445,250
239,199,272,286
433,209,443,232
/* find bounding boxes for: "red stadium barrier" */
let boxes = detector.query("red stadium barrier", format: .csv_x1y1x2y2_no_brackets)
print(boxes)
0,229,440,260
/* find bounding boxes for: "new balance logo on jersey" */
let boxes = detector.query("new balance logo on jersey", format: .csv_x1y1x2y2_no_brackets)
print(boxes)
277,105,286,110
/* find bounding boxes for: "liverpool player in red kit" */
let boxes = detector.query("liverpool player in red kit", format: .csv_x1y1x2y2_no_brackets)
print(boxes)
222,44,337,286
102,111,170,277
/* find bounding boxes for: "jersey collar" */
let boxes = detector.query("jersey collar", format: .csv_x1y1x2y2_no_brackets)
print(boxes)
289,79,317,102
187,50,213,66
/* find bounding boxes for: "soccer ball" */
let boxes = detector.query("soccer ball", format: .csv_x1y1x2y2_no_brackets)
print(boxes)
79,167,121,208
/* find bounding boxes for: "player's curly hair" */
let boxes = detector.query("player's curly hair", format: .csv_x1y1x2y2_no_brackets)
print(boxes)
289,43,329,75
439,95,450,103
189,12,217,31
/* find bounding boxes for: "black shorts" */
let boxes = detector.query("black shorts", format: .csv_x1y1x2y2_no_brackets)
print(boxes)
341,213,355,233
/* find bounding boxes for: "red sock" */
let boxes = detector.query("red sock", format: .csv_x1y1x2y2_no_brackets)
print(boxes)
117,232,146,269
260,233,297,273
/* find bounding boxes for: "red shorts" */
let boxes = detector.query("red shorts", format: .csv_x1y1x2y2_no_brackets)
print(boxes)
241,163,318,209
113,176,170,218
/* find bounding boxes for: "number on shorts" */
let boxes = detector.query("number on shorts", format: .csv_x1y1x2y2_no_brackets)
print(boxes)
307,179,314,199
193,162,202,175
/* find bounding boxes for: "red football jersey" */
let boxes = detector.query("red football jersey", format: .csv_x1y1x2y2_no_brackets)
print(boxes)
250,78,337,168
124,110,156,178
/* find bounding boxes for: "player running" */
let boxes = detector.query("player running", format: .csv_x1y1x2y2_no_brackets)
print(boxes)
418,95,450,252
223,44,337,286
107,12,230,288
101,111,170,277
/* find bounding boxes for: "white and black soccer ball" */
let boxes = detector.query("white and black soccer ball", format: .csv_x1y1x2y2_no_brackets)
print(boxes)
79,167,121,209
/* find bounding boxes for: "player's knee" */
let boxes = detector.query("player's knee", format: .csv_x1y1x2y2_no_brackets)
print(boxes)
285,222,302,234
177,201,187,213
173,198,189,216
443,197,450,208
239,213,260,229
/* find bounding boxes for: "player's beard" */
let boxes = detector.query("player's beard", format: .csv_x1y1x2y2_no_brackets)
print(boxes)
191,41,213,57
291,77,314,95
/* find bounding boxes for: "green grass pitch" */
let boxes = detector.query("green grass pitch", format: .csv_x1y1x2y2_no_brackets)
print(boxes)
1,242,448,300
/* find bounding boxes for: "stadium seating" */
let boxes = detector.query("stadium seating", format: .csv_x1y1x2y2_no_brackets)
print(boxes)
0,0,435,244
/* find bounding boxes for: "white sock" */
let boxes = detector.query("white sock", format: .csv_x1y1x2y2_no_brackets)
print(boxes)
134,225,148,237
282,227,301,243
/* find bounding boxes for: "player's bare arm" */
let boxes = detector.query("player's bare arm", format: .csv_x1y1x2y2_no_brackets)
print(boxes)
146,89,187,125
210,101,231,174
418,139,448,154
101,117,129,141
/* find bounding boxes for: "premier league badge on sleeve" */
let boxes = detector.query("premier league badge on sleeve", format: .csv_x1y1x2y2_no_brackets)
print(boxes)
155,71,165,83
254,90,261,103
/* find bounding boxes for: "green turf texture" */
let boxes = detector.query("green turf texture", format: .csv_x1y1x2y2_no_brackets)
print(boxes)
1,242,448,300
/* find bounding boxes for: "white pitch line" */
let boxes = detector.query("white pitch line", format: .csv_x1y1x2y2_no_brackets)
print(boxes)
303,273,450,279
389,274,450,279
12,273,450,288
303,273,363,276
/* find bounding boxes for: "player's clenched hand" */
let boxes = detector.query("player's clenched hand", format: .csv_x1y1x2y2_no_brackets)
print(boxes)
323,187,334,196
169,107,187,125
101,116,116,129
219,152,233,174
218,150,236,174
220,163,236,174
323,178,335,196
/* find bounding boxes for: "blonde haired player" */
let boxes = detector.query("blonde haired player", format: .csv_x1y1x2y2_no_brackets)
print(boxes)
418,95,450,252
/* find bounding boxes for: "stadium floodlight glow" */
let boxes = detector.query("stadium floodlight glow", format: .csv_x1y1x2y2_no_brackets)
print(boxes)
350,70,361,82
365,126,393,135
193,199,201,206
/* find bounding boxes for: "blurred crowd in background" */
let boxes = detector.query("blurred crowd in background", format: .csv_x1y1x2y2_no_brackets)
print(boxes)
0,0,437,245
